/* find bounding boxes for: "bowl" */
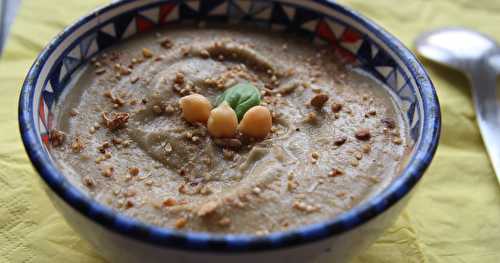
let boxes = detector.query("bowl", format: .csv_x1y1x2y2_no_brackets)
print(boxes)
18,1,440,262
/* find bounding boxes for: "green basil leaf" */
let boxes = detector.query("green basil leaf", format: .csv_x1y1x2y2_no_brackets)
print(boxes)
215,83,261,120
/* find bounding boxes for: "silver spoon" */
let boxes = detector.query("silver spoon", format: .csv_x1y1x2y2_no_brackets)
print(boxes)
415,27,500,181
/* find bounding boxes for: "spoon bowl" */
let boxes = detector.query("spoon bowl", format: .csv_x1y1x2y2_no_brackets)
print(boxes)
415,27,499,72
415,27,500,181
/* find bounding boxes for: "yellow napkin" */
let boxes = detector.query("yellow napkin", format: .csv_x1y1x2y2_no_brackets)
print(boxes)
1,1,500,262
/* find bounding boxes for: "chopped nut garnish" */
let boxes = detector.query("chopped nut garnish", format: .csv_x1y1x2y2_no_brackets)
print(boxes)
71,137,85,153
355,128,371,141
95,68,106,75
331,102,343,113
200,185,212,195
354,152,363,160
124,189,137,197
218,217,231,227
142,48,153,58
112,138,122,145
82,176,95,187
178,184,188,194
163,143,173,153
69,109,79,117
49,129,65,147
287,180,299,192
200,49,210,59
125,200,134,209
350,159,359,167
97,141,110,154
102,166,114,177
160,37,174,49
102,112,129,131
292,201,320,213
311,152,320,160
381,117,396,129
164,104,175,115
366,110,377,116
334,136,347,146
130,76,139,84
174,72,185,84
329,168,344,177
128,167,139,176
163,198,177,207
305,112,318,124
119,66,132,76
222,148,235,161
175,217,188,229
252,187,262,195
213,138,242,149
393,137,402,145
362,144,371,153
310,93,329,108
152,105,163,114
197,201,218,217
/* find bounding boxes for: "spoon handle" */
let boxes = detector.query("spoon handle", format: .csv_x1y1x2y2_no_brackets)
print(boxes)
470,58,500,180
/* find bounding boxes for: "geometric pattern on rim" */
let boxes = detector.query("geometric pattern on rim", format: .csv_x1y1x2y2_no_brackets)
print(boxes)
38,0,418,149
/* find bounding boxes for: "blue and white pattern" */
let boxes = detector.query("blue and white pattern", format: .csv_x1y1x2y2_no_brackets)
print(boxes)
19,0,440,254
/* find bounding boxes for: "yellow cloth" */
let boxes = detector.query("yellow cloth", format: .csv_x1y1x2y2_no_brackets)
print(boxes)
1,0,500,262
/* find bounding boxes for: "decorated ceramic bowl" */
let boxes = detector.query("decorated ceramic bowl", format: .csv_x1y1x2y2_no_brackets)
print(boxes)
19,0,440,262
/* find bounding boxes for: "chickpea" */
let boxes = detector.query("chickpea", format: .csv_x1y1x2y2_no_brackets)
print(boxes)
179,94,212,124
207,102,238,138
238,106,272,138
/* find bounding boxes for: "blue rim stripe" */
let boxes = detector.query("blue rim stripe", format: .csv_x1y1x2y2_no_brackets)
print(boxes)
18,0,441,252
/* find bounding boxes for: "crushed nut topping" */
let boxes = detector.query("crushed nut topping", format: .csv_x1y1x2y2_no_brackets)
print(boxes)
97,141,111,154
142,48,154,58
49,129,65,147
213,138,242,149
329,168,344,177
102,166,114,177
125,199,134,209
174,72,185,85
362,144,371,153
69,109,79,117
130,76,139,84
102,112,129,131
334,136,347,146
175,217,188,229
128,167,140,176
393,137,402,145
197,201,218,217
355,128,371,141
292,201,320,213
381,117,396,129
82,176,95,188
310,93,329,108
222,148,235,161
163,198,177,207
95,68,106,75
164,104,175,115
331,102,343,113
305,112,318,124
200,49,210,59
160,37,174,49
71,137,85,153
218,217,231,227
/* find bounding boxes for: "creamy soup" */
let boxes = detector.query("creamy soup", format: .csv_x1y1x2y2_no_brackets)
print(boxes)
50,26,409,234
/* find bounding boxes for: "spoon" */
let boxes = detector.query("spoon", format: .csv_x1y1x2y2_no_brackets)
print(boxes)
415,27,500,181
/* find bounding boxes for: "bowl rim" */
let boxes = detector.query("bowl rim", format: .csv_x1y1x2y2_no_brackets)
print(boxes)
18,0,441,253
